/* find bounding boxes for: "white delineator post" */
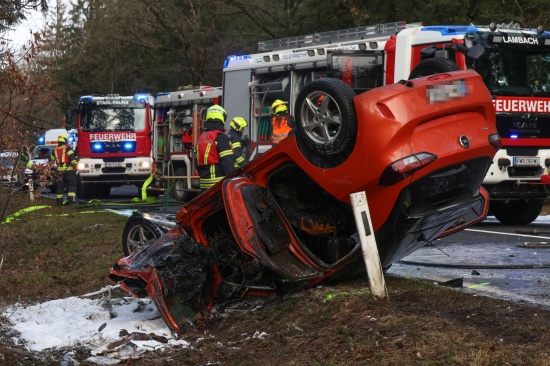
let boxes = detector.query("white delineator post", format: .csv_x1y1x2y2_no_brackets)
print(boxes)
349,191,388,298
26,168,34,203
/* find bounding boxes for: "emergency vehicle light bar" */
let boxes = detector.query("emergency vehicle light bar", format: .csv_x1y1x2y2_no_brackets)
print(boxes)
258,21,411,52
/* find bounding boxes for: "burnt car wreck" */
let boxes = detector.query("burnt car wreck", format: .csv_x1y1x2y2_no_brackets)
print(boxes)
109,70,501,334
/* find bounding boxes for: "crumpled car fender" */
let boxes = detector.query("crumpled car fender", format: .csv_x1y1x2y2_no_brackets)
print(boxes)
109,226,216,334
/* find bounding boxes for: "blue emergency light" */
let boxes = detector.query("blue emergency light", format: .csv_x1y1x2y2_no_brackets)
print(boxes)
224,55,251,68
38,136,45,144
92,142,104,152
122,142,136,152
511,134,518,139
79,96,93,104
135,94,148,102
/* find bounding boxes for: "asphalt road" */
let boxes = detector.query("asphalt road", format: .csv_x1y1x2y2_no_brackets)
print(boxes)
387,216,550,310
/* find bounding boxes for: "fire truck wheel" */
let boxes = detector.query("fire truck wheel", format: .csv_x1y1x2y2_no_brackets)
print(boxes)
172,167,196,202
77,181,95,199
490,199,545,225
408,58,460,79
295,78,357,156
96,184,111,198
122,213,168,256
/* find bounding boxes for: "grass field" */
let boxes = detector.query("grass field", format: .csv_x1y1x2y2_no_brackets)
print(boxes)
1,190,550,365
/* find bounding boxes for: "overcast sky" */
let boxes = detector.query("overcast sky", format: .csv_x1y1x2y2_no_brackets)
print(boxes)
6,0,71,49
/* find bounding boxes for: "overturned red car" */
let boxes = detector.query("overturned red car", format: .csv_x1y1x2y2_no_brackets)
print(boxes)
109,70,500,333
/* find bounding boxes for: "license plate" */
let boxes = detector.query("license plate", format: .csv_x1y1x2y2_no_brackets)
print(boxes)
105,162,123,167
513,157,540,166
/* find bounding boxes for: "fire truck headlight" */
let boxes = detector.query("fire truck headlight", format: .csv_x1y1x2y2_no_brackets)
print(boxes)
77,162,86,170
140,161,151,168
122,142,136,152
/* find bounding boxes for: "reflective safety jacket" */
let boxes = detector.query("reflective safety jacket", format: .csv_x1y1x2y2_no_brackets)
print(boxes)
18,152,32,169
50,144,78,171
271,114,295,144
195,130,236,189
226,129,245,168
196,130,223,165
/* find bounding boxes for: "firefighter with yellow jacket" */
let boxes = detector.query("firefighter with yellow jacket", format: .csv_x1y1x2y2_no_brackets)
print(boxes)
195,105,236,190
49,133,79,205
226,117,248,168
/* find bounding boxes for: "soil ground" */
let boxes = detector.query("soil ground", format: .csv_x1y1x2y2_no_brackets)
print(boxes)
1,196,550,365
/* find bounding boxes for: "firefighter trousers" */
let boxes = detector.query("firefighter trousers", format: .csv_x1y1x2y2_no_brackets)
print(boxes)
56,170,77,205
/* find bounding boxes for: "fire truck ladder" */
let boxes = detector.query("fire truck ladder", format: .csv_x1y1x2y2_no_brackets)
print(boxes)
257,21,417,52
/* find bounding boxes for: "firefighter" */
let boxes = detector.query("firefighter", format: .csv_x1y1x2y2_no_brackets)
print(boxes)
227,116,248,168
270,99,295,144
17,145,32,187
49,133,79,206
195,105,236,190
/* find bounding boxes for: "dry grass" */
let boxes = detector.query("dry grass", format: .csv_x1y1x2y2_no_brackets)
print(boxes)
2,191,550,365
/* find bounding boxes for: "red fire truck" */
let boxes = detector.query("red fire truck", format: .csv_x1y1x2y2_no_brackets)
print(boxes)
148,86,223,202
222,21,550,225
69,93,154,199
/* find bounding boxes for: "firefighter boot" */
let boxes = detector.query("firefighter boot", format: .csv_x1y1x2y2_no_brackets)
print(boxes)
68,195,76,206
56,198,64,206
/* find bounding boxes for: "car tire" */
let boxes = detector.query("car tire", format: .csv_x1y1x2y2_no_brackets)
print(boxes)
408,58,461,79
122,212,168,256
172,167,196,202
490,199,544,225
295,78,357,156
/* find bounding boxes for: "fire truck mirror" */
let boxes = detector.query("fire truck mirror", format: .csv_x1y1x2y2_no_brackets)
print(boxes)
467,44,485,61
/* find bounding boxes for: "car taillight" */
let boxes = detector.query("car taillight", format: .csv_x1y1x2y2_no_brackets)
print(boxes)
379,152,438,186
488,133,502,151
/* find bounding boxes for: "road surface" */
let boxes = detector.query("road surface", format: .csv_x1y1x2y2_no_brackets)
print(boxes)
387,215,550,310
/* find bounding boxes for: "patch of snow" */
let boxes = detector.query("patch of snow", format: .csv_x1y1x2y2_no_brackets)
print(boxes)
1,287,189,363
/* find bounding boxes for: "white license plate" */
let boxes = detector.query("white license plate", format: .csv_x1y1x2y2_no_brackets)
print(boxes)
105,162,123,167
513,157,540,166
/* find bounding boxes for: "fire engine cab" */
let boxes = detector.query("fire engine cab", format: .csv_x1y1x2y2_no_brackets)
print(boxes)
222,20,550,225
149,86,223,202
69,93,154,199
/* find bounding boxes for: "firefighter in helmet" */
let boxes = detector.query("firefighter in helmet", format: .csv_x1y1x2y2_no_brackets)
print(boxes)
270,99,295,144
49,133,79,206
227,117,248,168
194,105,236,190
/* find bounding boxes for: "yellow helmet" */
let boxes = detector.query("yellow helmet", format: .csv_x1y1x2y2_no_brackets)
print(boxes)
272,99,288,115
230,117,248,131
206,105,227,123
58,133,68,143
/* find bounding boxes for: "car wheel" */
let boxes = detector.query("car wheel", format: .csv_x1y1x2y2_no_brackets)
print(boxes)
490,199,544,225
295,78,357,156
408,58,461,79
122,213,167,256
172,167,196,202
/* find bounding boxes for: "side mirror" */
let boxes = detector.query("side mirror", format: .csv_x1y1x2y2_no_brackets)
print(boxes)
466,44,485,61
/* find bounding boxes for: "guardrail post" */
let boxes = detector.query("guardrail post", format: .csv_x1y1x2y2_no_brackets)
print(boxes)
350,191,387,298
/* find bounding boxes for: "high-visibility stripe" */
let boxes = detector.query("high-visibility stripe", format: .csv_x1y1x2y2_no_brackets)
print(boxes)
203,143,211,164
219,149,232,157
200,176,223,189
